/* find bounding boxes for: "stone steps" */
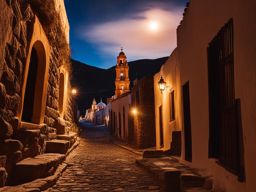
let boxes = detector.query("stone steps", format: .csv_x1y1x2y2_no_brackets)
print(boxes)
45,139,70,154
136,157,212,192
56,132,77,145
184,187,212,192
181,173,206,188
11,153,65,185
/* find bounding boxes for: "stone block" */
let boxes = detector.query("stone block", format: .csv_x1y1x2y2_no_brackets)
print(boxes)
19,21,27,46
45,107,59,119
1,66,15,95
11,0,22,20
2,139,23,154
15,58,23,76
0,156,7,167
57,132,77,145
10,116,20,132
5,47,16,70
0,83,6,108
161,169,181,192
6,93,20,112
143,150,166,158
12,153,65,184
0,117,13,139
51,97,58,110
45,139,70,154
181,173,205,188
0,167,8,187
54,117,67,134
9,150,23,163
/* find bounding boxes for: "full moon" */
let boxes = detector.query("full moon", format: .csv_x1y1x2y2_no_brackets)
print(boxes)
149,21,159,31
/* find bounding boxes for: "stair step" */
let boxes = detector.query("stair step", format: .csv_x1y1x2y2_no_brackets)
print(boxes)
57,132,77,141
12,153,65,185
184,187,212,192
181,173,206,188
45,139,70,154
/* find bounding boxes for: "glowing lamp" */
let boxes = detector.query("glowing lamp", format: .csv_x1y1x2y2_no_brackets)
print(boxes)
158,76,166,92
131,107,138,116
71,88,78,96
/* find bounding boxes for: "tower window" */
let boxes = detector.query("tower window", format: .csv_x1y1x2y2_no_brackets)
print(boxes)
121,85,124,90
120,72,125,80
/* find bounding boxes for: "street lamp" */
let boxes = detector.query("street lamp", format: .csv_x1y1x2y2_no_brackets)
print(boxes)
71,88,78,96
131,107,138,116
158,76,166,93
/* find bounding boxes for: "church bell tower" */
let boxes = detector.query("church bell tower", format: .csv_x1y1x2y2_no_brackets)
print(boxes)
115,48,130,97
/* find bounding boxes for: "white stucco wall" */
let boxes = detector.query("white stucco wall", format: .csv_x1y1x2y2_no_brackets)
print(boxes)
177,0,256,191
110,93,131,141
154,49,182,150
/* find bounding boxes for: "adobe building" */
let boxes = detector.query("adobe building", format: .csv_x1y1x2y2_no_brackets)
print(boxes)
129,76,156,149
109,49,132,141
154,49,182,155
152,0,256,191
0,0,76,186
109,92,131,141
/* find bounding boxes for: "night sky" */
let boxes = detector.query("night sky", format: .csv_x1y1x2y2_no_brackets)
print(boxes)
64,0,187,69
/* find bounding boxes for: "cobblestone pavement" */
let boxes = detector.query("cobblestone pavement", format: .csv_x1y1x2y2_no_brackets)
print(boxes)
46,122,162,192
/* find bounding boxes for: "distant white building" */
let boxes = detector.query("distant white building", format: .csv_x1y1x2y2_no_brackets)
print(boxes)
84,99,109,125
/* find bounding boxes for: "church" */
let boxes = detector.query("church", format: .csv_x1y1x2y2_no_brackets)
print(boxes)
84,98,109,125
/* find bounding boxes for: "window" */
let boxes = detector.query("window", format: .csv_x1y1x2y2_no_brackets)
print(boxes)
120,72,125,81
208,19,244,180
170,90,175,121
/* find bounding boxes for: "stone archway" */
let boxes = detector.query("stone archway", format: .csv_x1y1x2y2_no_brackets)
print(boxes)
17,17,50,125
59,72,65,115
58,67,69,118
21,41,47,124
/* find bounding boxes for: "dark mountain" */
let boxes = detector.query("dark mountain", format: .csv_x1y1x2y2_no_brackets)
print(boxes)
71,57,168,115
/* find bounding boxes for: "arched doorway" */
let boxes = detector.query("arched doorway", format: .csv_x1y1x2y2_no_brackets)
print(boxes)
22,47,38,122
21,41,47,124
59,72,65,115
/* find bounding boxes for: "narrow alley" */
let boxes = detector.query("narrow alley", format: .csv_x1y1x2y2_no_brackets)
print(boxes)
47,122,162,192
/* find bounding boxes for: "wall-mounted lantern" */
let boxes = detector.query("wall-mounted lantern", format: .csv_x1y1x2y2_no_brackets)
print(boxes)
71,88,78,96
131,107,138,116
158,76,166,93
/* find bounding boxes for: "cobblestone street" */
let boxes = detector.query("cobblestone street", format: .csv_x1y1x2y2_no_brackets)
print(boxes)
46,122,162,192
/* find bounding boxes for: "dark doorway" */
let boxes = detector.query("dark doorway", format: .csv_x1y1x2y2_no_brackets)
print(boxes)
183,82,192,162
22,48,38,122
114,112,116,135
119,112,121,137
123,106,125,138
159,105,164,147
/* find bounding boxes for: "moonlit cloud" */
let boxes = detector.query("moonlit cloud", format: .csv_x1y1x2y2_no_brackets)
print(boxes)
79,8,183,63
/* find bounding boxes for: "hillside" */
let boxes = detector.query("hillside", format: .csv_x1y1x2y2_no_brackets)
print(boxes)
71,57,168,114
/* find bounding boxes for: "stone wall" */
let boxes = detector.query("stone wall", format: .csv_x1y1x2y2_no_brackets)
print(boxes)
130,76,156,149
0,0,34,139
0,0,75,186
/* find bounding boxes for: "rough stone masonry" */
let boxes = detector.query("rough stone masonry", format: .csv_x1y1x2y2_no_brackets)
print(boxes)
0,0,76,187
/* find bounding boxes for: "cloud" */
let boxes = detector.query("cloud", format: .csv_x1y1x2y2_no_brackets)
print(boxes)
79,8,183,62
